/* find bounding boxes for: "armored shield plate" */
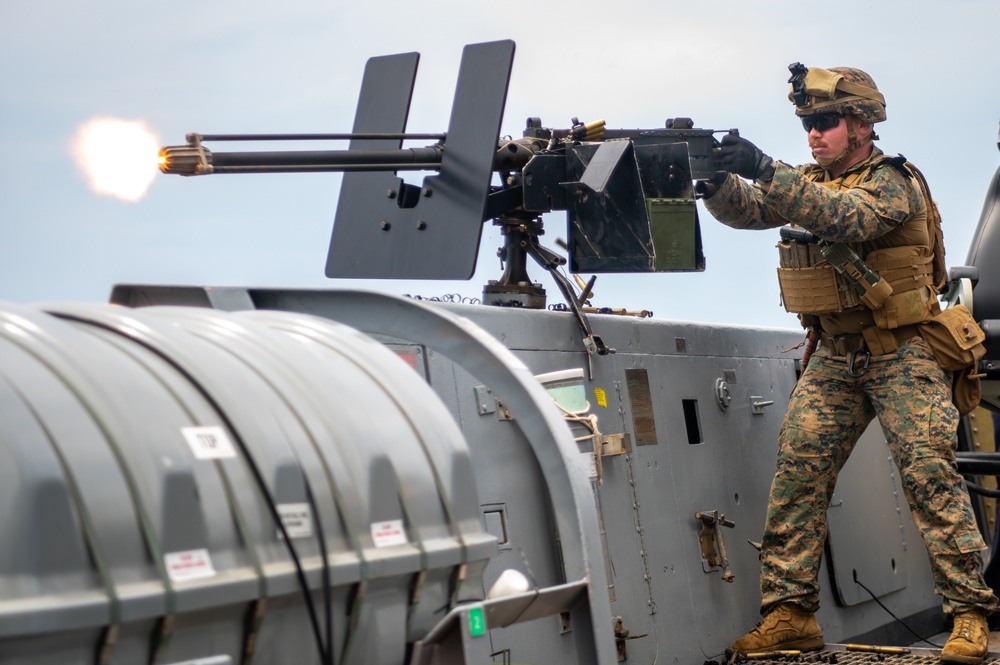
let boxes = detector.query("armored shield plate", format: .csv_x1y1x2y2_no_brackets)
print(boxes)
326,40,514,280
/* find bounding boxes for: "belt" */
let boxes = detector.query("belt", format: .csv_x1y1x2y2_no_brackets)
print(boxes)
821,324,921,357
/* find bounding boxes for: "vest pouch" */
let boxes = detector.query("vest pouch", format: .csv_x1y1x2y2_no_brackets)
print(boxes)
777,241,823,269
856,276,893,310
866,246,935,284
917,304,986,371
777,265,854,314
872,286,936,330
778,242,794,268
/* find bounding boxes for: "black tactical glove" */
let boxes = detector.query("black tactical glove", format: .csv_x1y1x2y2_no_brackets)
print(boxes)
717,134,775,183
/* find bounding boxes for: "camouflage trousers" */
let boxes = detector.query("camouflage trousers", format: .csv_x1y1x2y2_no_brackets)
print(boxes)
760,335,998,616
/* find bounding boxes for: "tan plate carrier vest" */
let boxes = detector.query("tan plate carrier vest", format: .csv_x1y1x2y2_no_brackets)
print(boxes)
776,155,947,347
775,156,988,414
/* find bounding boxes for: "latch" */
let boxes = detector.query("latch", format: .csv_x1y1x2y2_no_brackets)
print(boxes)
750,396,774,415
613,615,648,662
715,378,731,411
695,511,735,582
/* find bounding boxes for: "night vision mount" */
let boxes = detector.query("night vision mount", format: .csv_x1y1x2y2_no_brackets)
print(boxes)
160,40,737,356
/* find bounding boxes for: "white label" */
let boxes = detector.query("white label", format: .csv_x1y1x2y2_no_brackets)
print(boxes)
371,519,407,548
277,503,313,539
182,426,237,460
164,548,216,582
164,656,233,665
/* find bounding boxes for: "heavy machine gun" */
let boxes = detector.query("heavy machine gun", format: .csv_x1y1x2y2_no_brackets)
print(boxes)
160,41,734,311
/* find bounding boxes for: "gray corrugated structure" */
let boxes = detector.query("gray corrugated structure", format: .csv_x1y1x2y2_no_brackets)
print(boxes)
0,301,496,664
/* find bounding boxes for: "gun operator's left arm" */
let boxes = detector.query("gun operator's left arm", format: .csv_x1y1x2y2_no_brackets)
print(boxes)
702,173,792,231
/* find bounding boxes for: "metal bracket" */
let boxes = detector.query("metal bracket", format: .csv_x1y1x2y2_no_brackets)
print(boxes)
750,396,774,415
613,615,649,662
600,433,628,457
695,511,735,582
473,384,512,420
715,378,731,411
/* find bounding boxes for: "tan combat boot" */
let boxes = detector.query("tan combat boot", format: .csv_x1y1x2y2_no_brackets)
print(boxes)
940,609,989,664
727,603,824,654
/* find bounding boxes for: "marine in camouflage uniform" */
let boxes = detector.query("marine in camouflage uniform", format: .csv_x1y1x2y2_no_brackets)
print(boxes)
701,65,997,663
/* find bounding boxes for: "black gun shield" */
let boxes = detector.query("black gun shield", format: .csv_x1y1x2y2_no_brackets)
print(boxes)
567,141,704,273
326,40,514,279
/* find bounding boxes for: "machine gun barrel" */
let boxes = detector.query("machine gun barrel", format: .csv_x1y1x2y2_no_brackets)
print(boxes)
159,142,444,176
191,132,446,142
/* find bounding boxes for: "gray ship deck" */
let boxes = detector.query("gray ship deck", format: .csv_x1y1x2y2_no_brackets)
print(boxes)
729,639,1000,665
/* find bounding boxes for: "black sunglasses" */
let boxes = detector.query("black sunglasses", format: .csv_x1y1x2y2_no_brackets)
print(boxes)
801,113,843,133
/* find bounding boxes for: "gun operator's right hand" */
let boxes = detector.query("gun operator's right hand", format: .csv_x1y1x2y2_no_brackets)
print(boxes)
717,134,776,185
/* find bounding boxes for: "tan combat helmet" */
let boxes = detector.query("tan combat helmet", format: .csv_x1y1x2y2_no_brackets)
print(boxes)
787,63,886,168
788,64,886,123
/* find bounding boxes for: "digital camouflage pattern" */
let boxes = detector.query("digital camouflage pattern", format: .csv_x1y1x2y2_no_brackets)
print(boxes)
703,147,920,243
820,68,886,124
761,337,997,615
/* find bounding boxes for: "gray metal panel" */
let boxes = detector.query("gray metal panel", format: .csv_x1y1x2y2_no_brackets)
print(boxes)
966,163,1000,321
448,303,938,662
827,423,910,606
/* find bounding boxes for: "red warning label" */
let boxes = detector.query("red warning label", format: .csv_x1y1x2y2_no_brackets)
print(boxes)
370,519,407,548
164,548,216,582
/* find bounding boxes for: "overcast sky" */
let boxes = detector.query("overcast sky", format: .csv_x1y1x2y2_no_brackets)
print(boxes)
2,1,998,330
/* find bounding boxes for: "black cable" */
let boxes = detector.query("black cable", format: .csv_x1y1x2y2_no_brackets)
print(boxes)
307,479,334,665
222,426,331,665
965,479,1000,498
853,572,942,648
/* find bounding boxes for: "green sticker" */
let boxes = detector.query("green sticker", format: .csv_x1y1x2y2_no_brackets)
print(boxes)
468,606,486,637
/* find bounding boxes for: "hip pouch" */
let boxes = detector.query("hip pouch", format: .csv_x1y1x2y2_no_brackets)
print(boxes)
918,304,986,371
918,304,987,416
